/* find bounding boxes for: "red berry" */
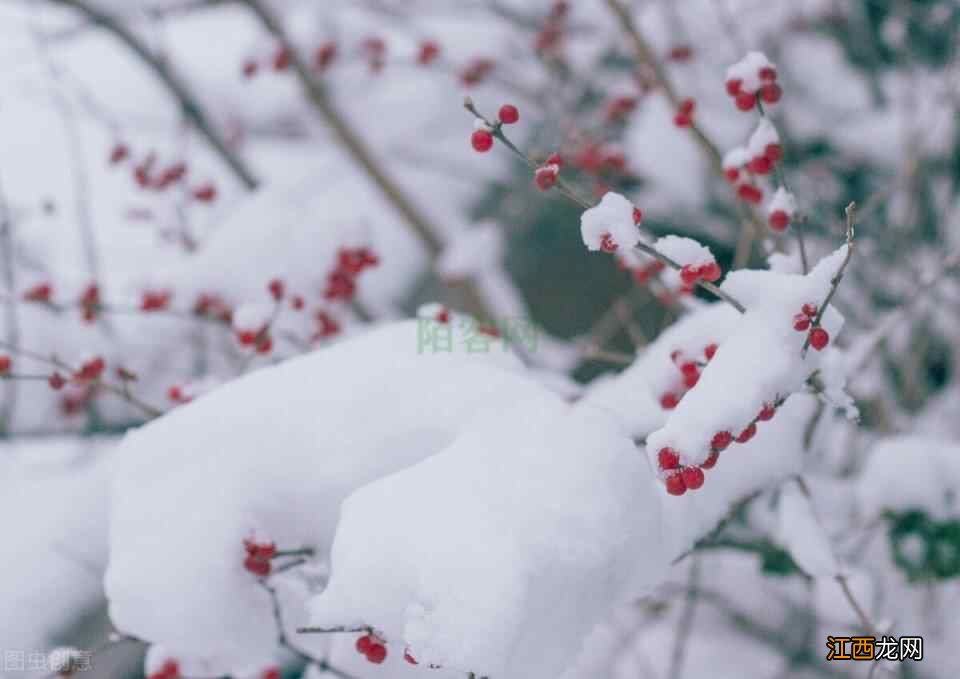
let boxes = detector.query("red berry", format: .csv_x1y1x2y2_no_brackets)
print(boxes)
290,295,305,310
673,113,692,128
737,184,763,204
237,330,259,346
658,447,680,470
769,210,790,231
0,356,10,373
632,206,643,224
256,336,273,355
801,303,818,318
262,667,281,679
356,635,373,655
75,357,105,382
192,184,217,203
809,327,829,350
314,43,338,71
792,313,811,331
760,83,782,104
471,129,493,152
725,78,742,96
48,372,66,390
670,350,683,364
683,370,699,389
23,282,53,302
109,143,130,164
668,45,693,61
678,98,695,116
681,466,704,490
417,40,440,66
723,167,740,183
660,392,679,410
765,143,783,162
711,430,733,451
704,343,717,360
758,403,776,421
678,361,698,377
546,152,563,167
599,233,618,253
665,472,687,496
759,66,777,81
268,278,285,301
701,450,719,469
735,91,756,111
748,156,772,175
698,261,721,282
498,104,519,125
366,644,387,664
272,46,291,71
679,264,700,286
735,423,757,443
534,165,558,191
242,59,259,78
404,650,418,665
243,555,271,577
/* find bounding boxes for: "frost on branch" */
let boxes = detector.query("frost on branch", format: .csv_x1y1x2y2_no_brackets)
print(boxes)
646,248,848,477
105,322,551,673
579,192,642,252
309,399,668,679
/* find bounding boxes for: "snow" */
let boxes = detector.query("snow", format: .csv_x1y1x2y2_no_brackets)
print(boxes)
725,51,776,94
777,480,839,577
767,187,797,217
105,321,551,673
858,436,960,520
579,192,642,252
435,222,503,280
309,399,667,679
646,248,847,467
747,118,780,159
653,235,715,269
232,302,273,334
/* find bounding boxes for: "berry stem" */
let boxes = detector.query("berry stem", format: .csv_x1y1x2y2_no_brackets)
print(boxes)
463,100,747,314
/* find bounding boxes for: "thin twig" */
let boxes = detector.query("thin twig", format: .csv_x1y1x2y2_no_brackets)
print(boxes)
802,202,856,356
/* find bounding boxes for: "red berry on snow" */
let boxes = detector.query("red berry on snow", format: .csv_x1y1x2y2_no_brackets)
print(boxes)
759,66,777,81
599,233,618,253
272,46,291,71
243,554,271,577
263,667,281,679
498,104,519,124
748,155,772,175
0,356,10,373
315,43,338,71
658,447,680,470
404,650,418,665
681,466,704,490
735,423,757,443
366,644,387,664
801,303,818,318
679,361,699,379
356,635,373,655
256,336,273,355
760,83,782,104
534,165,559,191
75,357,105,382
737,184,763,204
109,143,130,164
632,206,643,224
701,450,719,469
192,183,217,203
665,472,687,496
765,143,783,162
758,403,776,421
723,167,740,183
792,313,811,331
23,282,53,302
678,98,695,115
268,278,285,301
711,430,733,451
417,40,440,65
660,392,679,410
699,261,721,282
769,210,790,232
673,113,692,128
48,372,66,390
683,370,700,389
471,129,494,152
725,78,742,96
735,91,756,111
680,265,700,286
704,343,718,360
809,327,830,351
237,330,259,346
242,59,259,78
546,152,563,167
668,45,693,61
290,295,305,310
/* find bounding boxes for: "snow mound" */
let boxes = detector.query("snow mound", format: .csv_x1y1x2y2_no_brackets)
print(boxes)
105,321,551,673
309,400,667,679
580,192,642,252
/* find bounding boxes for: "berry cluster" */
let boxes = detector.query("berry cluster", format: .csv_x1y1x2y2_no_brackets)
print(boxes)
23,282,53,303
658,397,783,496
146,659,180,679
140,290,172,312
355,633,387,664
80,283,100,323
679,260,721,288
792,302,830,350
242,537,276,577
324,247,380,302
193,293,234,323
534,153,562,191
673,98,695,128
471,103,520,153
108,143,216,203
659,343,718,410
724,52,782,112
73,357,105,383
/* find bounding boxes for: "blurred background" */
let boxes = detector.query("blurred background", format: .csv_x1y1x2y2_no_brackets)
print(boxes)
0,0,958,677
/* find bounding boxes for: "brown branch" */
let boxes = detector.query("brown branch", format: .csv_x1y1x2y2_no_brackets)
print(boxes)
44,0,259,191
236,0,493,321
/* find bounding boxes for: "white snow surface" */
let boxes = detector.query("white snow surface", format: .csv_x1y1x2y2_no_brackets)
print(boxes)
653,235,715,268
579,192,642,252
